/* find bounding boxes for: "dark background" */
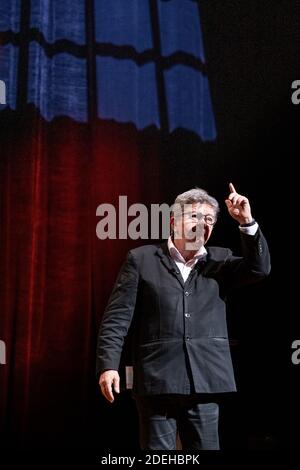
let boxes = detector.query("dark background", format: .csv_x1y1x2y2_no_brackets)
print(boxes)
113,1,300,451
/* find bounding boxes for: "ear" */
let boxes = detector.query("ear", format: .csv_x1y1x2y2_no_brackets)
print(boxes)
204,225,214,244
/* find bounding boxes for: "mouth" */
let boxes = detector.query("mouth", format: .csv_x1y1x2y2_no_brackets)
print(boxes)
188,225,205,243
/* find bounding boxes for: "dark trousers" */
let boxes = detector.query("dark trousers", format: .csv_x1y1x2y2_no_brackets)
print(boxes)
135,395,220,450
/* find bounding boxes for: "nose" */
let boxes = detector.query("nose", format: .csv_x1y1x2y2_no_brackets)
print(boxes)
193,216,205,226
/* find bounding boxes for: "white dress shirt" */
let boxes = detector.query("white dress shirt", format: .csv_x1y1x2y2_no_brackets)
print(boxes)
168,223,258,282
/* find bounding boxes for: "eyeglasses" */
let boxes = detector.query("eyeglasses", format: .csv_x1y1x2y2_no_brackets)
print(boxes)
183,212,217,226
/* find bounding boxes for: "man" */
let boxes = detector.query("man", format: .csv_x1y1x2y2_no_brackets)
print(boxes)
96,183,271,450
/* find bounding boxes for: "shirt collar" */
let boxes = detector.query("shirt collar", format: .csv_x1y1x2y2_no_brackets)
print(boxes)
167,236,207,264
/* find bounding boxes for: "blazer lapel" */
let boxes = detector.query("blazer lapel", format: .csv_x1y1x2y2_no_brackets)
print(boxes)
184,255,207,288
156,243,185,288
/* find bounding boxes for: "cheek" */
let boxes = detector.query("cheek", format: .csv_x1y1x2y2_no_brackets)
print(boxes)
205,226,213,239
173,219,184,233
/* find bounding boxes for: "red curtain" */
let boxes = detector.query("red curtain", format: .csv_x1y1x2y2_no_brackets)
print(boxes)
0,108,161,447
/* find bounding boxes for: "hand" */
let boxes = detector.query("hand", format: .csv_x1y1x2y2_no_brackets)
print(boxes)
225,183,253,225
99,370,120,403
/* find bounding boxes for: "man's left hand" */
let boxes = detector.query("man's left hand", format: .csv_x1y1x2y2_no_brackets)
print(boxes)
225,183,254,225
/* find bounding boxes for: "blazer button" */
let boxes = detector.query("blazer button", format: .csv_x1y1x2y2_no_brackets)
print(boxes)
186,336,190,340
185,291,189,296
185,313,191,318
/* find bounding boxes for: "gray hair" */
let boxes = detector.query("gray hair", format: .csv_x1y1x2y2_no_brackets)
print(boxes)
173,187,219,217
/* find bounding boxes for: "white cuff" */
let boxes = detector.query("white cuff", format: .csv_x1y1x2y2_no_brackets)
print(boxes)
239,223,259,236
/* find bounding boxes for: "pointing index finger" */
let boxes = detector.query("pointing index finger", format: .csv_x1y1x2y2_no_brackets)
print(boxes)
229,182,236,194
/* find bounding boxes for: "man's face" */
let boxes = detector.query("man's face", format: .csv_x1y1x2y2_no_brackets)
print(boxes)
172,203,216,250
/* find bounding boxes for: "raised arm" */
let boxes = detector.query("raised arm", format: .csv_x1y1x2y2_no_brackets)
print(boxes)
223,183,270,288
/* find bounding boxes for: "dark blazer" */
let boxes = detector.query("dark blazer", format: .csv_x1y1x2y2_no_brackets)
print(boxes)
96,229,270,395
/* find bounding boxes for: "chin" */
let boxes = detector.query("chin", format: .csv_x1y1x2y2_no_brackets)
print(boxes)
186,239,204,251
